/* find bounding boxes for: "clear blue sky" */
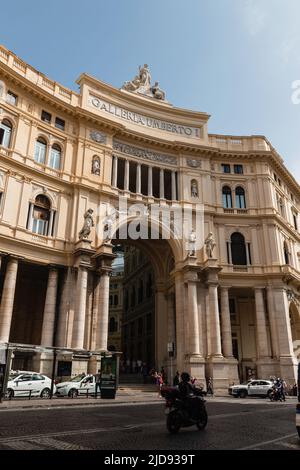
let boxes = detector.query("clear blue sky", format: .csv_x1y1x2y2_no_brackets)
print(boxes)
1,0,300,182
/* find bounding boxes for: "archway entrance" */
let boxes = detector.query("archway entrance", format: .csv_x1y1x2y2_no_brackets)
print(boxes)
108,233,176,384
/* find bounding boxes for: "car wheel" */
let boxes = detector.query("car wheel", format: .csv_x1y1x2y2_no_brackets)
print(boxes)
267,390,272,398
68,388,78,398
239,390,247,398
297,426,300,438
40,388,51,399
5,388,14,399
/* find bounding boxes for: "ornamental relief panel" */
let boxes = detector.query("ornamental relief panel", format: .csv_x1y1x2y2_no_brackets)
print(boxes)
113,140,177,166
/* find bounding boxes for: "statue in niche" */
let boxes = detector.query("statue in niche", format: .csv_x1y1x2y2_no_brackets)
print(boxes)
78,209,94,240
205,232,216,258
0,81,4,98
188,229,197,257
191,180,198,198
92,156,100,176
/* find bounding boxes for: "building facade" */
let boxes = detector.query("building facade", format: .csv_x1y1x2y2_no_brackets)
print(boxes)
0,46,299,389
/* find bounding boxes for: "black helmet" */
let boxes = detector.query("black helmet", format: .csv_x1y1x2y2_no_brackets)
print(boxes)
181,372,190,383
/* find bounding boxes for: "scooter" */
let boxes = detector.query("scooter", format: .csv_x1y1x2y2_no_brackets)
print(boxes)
161,386,208,434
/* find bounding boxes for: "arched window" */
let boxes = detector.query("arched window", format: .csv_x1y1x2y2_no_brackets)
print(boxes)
0,119,12,148
222,186,232,208
49,144,61,170
231,232,247,265
283,241,290,265
235,187,246,209
34,137,47,164
109,317,117,333
31,195,51,236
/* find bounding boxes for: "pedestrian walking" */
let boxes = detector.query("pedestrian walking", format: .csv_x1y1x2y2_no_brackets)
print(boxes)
207,377,213,395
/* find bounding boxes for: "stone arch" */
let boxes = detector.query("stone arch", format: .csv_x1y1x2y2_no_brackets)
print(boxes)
289,302,300,360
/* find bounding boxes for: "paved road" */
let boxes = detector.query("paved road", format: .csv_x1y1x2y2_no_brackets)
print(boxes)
0,398,299,450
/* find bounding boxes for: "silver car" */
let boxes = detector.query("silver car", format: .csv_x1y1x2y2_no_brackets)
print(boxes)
228,380,273,398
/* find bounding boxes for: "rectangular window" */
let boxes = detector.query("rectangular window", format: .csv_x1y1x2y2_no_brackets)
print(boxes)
221,164,231,174
41,110,52,123
6,91,18,106
234,164,243,174
55,117,65,131
293,213,298,231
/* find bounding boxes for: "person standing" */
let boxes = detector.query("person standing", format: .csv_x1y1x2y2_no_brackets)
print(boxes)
95,369,101,398
173,371,180,386
207,377,214,396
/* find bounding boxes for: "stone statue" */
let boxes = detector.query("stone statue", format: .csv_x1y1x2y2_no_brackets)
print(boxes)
188,229,196,256
205,232,216,258
121,65,166,101
150,82,165,100
191,180,198,198
78,209,94,240
139,64,151,88
92,156,100,176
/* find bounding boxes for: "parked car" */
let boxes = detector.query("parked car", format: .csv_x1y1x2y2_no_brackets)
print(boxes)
228,380,273,398
55,374,96,398
6,371,56,398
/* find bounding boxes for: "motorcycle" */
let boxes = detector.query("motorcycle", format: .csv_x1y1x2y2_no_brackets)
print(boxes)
161,386,208,434
269,385,285,402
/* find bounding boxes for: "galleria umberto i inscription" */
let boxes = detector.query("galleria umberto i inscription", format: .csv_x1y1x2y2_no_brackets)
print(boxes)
89,95,201,138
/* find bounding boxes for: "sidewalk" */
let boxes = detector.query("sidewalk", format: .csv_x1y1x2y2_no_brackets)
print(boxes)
0,392,296,412
0,390,163,411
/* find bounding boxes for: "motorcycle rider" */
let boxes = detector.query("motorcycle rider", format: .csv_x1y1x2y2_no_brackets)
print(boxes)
178,372,204,420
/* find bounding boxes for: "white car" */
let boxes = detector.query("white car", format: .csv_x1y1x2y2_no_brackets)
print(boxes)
55,374,96,398
228,380,273,398
6,371,56,399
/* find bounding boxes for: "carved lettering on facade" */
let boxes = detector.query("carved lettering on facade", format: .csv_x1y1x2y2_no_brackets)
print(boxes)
113,140,177,165
89,95,201,139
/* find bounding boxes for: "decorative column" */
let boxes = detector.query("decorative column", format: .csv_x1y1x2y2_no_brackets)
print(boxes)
136,163,141,194
266,286,279,358
171,171,177,201
254,288,270,358
220,287,233,357
148,166,153,197
175,273,185,372
56,268,72,347
188,281,200,355
124,160,129,191
160,168,164,199
0,257,19,342
272,287,297,382
71,267,88,349
40,267,59,347
96,269,110,350
208,283,222,357
112,155,118,187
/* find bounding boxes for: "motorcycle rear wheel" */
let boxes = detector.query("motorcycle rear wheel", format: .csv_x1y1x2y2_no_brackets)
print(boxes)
196,408,208,430
167,412,181,434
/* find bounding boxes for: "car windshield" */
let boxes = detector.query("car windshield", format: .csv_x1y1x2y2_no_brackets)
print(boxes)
8,373,20,380
70,375,85,382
